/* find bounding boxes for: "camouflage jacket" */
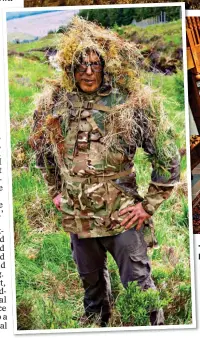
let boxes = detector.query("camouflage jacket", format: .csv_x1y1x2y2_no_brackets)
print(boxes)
30,86,180,238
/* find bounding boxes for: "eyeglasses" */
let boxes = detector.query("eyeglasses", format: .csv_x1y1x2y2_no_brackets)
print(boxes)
76,61,103,73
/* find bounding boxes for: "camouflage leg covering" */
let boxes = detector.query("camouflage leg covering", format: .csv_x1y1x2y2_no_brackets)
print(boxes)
70,234,112,321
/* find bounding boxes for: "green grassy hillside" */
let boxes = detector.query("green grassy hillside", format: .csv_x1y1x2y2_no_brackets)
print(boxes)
8,20,192,330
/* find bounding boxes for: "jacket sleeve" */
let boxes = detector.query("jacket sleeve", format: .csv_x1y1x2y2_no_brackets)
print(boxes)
29,109,62,199
39,164,62,199
141,121,180,216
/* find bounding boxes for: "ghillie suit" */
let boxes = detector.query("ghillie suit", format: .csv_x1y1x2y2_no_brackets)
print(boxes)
29,16,180,327
29,17,180,240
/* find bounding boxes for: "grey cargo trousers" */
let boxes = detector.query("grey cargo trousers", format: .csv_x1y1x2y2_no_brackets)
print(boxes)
70,226,162,324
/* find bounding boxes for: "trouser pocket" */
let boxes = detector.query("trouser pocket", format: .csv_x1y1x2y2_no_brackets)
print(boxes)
128,253,156,290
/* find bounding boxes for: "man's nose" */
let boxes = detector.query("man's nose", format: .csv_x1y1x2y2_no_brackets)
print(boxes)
85,65,93,75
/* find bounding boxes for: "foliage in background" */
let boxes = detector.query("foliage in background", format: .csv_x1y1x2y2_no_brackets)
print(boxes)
8,18,191,329
79,7,181,28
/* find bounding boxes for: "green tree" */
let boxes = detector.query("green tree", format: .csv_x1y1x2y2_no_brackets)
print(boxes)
79,6,180,28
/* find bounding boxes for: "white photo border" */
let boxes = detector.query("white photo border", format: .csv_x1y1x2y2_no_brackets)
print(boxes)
2,2,196,334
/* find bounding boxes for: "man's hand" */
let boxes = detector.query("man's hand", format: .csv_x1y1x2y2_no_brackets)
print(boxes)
119,202,151,231
53,193,62,211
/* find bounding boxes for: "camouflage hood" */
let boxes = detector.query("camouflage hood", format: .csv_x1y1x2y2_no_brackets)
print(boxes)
33,17,179,179
56,16,143,93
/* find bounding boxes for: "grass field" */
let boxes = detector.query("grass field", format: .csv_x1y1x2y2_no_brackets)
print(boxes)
8,20,192,329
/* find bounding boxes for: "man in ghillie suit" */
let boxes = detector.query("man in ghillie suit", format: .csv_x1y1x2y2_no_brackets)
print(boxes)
29,17,180,327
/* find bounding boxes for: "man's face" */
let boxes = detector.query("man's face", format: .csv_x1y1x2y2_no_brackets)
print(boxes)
74,51,103,94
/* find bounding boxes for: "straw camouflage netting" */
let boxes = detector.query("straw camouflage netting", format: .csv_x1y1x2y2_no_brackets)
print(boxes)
29,17,180,238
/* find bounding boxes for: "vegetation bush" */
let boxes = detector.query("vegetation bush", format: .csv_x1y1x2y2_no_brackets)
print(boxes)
116,281,167,326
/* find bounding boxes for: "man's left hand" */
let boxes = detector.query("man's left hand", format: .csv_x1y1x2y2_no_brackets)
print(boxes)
119,202,151,231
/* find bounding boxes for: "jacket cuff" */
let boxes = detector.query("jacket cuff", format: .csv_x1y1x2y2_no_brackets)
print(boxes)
141,200,155,216
142,182,174,215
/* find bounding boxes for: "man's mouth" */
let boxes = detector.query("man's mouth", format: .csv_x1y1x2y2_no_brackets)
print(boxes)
82,79,94,84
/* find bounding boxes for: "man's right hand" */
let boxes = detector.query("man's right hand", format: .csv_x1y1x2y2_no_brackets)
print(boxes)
53,193,62,211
